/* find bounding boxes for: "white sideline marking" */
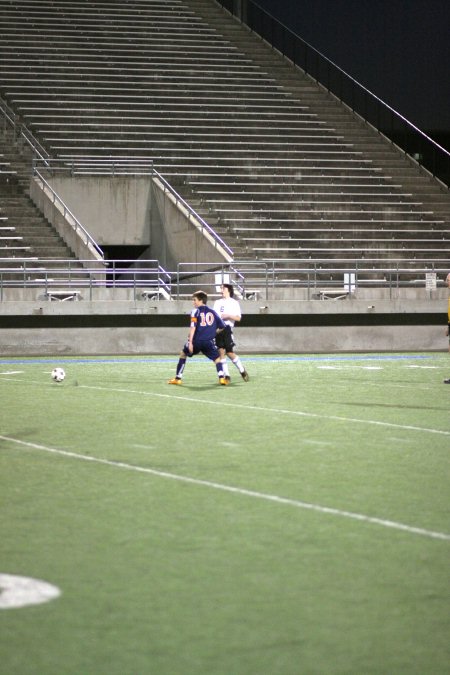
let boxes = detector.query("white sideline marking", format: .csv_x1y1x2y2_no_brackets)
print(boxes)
0,371,24,375
82,385,450,437
1,434,449,542
406,365,439,369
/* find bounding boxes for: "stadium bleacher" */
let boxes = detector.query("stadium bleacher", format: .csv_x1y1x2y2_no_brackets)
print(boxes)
0,0,448,276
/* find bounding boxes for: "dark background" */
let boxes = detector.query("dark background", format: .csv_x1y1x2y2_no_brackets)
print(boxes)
253,0,450,145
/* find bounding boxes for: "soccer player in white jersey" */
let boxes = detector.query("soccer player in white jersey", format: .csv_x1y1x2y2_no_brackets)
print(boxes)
213,284,249,382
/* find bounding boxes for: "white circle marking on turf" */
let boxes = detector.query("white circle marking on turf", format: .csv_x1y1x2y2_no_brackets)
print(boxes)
0,574,61,609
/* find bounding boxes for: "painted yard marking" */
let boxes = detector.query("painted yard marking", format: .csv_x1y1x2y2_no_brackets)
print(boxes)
81,385,450,437
0,574,61,609
1,434,449,542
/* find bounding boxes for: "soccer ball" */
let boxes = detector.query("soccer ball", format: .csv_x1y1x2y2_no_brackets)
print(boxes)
51,367,65,382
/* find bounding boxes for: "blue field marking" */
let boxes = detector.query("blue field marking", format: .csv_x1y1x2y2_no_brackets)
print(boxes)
240,354,435,362
0,353,437,366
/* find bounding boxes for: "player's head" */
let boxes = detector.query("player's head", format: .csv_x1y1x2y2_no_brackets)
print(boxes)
222,283,234,298
192,290,207,305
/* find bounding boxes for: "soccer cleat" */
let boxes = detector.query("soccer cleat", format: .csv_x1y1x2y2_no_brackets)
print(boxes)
168,377,182,385
241,370,249,382
224,375,231,383
444,378,450,384
219,377,229,386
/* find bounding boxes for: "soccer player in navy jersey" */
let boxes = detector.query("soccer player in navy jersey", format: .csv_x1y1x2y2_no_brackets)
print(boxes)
168,290,228,385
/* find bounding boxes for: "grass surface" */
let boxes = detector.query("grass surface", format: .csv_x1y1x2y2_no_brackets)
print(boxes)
0,353,449,674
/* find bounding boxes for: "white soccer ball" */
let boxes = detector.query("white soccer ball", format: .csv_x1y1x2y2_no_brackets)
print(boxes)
51,367,65,382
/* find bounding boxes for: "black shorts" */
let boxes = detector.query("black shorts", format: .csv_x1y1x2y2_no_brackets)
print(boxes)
216,325,235,352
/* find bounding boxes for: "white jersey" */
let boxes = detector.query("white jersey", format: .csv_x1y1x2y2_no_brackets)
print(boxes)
213,296,242,328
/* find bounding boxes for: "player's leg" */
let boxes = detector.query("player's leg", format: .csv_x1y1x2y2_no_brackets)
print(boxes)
200,340,228,385
219,347,230,380
227,350,249,381
168,346,189,384
215,331,230,380
214,356,228,385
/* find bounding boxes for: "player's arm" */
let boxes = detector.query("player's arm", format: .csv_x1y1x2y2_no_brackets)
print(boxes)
221,312,241,322
221,299,242,323
214,310,226,333
188,314,197,352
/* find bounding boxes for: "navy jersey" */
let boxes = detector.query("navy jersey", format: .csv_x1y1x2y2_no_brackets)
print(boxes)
190,305,225,342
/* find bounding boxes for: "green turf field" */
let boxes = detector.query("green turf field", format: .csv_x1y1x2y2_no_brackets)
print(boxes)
1,353,449,674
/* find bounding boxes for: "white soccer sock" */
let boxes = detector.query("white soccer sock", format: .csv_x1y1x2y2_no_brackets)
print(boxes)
221,358,230,377
232,356,244,373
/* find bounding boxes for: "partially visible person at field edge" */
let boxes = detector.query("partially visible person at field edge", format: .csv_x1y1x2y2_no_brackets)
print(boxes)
168,290,228,386
443,273,450,383
445,272,450,355
213,283,249,382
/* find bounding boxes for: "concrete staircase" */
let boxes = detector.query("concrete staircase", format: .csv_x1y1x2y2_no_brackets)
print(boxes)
0,0,448,272
0,134,80,268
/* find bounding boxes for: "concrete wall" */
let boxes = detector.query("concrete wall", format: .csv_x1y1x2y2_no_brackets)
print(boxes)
29,178,105,265
41,174,232,273
0,325,446,356
0,297,447,355
150,176,232,270
47,174,152,246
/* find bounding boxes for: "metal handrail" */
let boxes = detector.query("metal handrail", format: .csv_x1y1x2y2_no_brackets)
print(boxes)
0,95,50,164
1,259,447,303
0,259,172,302
152,169,234,260
32,167,105,260
39,157,155,176
216,0,450,187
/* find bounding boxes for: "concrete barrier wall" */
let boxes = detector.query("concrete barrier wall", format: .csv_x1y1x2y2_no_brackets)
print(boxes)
0,325,446,356
46,175,152,246
37,174,231,271
29,179,106,264
0,297,447,355
149,177,232,269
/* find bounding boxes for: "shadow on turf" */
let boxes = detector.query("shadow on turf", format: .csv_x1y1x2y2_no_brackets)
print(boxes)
175,385,234,391
336,401,449,412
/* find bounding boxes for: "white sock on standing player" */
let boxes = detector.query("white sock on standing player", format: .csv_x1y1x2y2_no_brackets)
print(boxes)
221,358,230,377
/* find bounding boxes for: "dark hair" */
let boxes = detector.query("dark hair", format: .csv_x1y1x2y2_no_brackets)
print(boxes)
223,283,234,298
193,290,208,304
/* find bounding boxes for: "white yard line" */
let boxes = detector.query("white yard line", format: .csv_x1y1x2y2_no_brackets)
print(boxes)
82,384,450,437
1,434,449,542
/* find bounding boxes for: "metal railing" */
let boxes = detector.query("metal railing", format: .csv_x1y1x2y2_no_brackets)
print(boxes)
0,258,447,302
153,171,234,261
0,259,172,302
32,167,105,261
0,96,50,164
173,259,449,300
38,157,155,177
216,0,450,187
